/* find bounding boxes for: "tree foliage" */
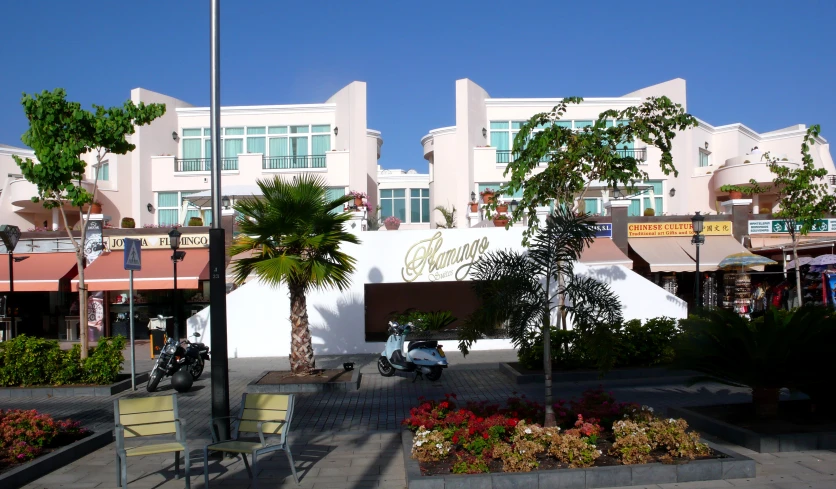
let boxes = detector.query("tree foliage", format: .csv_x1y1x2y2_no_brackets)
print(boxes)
12,88,165,358
434,205,457,229
489,96,697,242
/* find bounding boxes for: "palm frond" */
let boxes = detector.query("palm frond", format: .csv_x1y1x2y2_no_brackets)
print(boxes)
529,206,595,281
434,205,456,229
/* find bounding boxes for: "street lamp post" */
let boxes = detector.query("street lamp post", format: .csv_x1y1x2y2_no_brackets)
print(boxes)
0,225,22,338
168,228,186,341
691,212,705,310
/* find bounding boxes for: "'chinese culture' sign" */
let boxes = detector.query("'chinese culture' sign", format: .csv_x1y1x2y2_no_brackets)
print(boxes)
628,221,732,238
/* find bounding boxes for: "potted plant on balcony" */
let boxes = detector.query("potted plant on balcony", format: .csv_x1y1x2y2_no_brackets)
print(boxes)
349,190,367,208
187,216,204,226
120,217,135,229
90,200,102,214
469,201,479,213
384,216,401,231
480,188,496,204
492,213,509,227
720,183,770,200
643,208,655,216
496,201,509,213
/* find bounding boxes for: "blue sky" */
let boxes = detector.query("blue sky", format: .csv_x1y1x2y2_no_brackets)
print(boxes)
1,1,834,171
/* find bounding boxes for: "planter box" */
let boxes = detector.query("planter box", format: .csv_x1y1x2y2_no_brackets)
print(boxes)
246,368,361,394
402,430,754,489
0,372,149,399
0,431,112,489
670,403,836,453
499,363,694,386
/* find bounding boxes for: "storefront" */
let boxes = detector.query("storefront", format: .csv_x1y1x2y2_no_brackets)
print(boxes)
190,226,687,359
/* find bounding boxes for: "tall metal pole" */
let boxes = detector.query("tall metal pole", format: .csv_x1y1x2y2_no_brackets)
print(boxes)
209,0,231,442
129,269,136,390
8,252,14,338
695,243,701,310
173,259,179,341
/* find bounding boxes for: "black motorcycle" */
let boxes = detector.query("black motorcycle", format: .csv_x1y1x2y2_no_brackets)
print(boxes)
146,333,210,392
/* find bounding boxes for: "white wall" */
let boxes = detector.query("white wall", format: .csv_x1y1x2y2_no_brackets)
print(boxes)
189,227,686,358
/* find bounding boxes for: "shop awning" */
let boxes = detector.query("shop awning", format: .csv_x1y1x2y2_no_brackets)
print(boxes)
0,253,79,292
674,236,750,271
72,249,209,291
629,238,696,273
630,236,752,273
579,238,633,269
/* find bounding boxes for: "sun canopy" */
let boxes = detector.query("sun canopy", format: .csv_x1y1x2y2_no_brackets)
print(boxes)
72,249,209,291
579,238,633,268
0,253,78,292
629,235,751,272
182,185,263,208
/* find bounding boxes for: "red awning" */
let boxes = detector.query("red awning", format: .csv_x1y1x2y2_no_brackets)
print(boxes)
0,253,79,292
72,249,209,291
579,238,633,269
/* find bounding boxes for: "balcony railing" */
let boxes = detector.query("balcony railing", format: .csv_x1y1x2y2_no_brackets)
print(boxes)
829,175,836,186
175,157,238,172
495,148,647,163
262,155,326,170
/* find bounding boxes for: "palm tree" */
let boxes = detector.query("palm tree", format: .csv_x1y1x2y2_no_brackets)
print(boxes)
229,175,360,374
458,207,623,426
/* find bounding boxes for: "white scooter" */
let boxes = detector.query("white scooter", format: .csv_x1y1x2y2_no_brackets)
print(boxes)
377,321,448,381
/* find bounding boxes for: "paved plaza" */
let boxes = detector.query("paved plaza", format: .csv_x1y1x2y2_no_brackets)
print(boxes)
3,345,836,489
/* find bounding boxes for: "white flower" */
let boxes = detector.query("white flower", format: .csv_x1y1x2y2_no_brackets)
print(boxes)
597,450,602,455
668,418,676,423
525,428,532,434
648,407,654,413
416,441,424,447
436,443,442,449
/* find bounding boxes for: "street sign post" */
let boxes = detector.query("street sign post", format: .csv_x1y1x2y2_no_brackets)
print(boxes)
123,239,141,390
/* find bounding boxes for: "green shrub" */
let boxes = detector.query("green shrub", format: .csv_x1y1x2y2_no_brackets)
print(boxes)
0,335,125,387
620,317,679,367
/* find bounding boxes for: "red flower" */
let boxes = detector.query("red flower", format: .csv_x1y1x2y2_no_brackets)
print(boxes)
469,427,476,435
440,401,449,409
452,435,459,444
476,417,484,423
482,432,490,440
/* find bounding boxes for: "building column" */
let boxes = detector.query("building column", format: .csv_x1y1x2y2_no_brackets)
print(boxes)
347,209,367,235
721,199,753,244
604,199,631,256
52,207,60,231
468,210,480,228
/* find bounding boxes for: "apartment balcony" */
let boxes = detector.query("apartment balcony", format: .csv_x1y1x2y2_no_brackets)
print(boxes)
712,156,799,193
494,147,647,164
7,176,93,212
262,155,326,170
174,157,238,172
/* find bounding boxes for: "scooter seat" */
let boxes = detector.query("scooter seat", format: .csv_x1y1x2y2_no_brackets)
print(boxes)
408,340,438,352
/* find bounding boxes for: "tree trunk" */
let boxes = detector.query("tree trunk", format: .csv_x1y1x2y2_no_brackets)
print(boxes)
543,314,555,427
288,284,315,374
77,251,88,358
752,387,780,419
793,237,803,308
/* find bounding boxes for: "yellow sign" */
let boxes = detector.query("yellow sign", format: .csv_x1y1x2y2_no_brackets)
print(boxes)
402,232,490,282
108,234,210,250
628,221,732,238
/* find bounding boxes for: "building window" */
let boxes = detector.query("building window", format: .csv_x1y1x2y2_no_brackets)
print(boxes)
96,161,109,181
157,191,205,226
478,183,523,200
325,187,346,214
410,189,430,223
380,189,406,221
489,121,523,163
583,198,598,215
699,149,710,167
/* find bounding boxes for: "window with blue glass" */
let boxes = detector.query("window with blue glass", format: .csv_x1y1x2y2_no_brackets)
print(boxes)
410,189,430,223
478,183,523,199
325,187,346,214
699,150,710,167
96,161,109,181
380,189,406,221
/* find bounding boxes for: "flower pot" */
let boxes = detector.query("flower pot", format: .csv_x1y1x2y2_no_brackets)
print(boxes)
91,203,102,214
120,217,135,229
728,190,743,199
481,192,495,204
469,203,478,213
187,217,203,226
496,203,508,213
493,216,509,227
384,221,400,231
354,197,364,207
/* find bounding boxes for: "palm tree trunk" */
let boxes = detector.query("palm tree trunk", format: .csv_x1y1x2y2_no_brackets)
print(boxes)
288,283,315,374
543,313,555,427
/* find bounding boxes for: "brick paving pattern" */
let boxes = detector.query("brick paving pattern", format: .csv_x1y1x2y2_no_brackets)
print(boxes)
2,346,836,488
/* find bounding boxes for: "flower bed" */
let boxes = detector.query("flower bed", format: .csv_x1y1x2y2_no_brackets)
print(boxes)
0,409,89,474
404,388,720,476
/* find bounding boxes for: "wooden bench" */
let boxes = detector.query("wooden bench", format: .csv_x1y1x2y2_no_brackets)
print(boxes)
114,394,191,488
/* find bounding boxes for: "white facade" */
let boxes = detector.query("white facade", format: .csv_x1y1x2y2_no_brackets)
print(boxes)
422,78,835,227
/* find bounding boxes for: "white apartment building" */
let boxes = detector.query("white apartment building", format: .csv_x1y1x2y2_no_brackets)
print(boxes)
421,78,835,228
0,82,382,231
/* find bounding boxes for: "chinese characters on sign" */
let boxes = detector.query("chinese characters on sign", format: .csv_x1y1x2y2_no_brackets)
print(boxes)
627,221,732,238
748,219,836,234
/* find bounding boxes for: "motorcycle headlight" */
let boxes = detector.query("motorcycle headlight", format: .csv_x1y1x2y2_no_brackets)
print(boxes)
166,344,178,354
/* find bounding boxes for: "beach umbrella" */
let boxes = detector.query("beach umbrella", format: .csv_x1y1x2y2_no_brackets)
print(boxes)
809,254,836,266
718,252,778,269
787,256,812,270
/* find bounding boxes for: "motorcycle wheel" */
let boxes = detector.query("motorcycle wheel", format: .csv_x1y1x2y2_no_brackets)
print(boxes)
146,365,164,392
189,357,205,380
377,357,395,377
426,366,443,381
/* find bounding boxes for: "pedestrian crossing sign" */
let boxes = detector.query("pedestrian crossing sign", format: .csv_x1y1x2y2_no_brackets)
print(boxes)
124,238,142,271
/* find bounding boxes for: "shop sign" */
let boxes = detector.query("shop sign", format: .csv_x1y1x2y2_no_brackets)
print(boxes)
402,231,490,282
627,221,732,238
593,223,612,238
108,234,210,250
748,219,836,234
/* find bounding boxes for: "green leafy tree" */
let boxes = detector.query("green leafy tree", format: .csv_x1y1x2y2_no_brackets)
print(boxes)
761,126,834,306
490,96,697,243
229,175,360,374
434,205,457,229
13,89,165,358
458,208,623,426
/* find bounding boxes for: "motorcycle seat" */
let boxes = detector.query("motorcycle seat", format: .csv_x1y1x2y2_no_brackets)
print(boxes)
408,340,438,352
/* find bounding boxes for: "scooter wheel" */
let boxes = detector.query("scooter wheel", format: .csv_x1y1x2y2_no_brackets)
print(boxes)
426,366,443,381
378,357,396,377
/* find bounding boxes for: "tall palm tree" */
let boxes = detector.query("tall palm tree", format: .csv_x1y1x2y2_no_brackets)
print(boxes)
229,175,359,374
458,207,623,426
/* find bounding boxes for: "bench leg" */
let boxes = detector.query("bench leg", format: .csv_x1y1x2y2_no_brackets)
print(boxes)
242,454,252,478
175,451,181,479
251,452,258,489
184,450,191,489
115,454,121,487
203,447,210,488
120,456,128,489
285,447,299,484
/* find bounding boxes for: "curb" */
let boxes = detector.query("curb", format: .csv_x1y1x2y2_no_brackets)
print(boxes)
0,431,113,489
402,429,754,488
246,368,362,393
498,363,695,386
0,372,150,398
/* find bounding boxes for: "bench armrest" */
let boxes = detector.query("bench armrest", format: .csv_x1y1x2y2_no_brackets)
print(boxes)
256,419,287,446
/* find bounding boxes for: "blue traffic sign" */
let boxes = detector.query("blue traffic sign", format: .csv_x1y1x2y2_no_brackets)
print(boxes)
124,238,142,271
